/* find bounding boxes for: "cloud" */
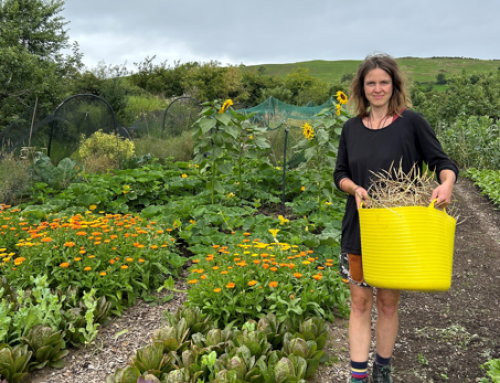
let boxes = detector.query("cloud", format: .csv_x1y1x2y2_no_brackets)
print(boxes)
60,0,500,70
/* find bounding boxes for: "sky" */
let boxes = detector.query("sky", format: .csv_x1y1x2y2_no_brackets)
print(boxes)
61,0,500,71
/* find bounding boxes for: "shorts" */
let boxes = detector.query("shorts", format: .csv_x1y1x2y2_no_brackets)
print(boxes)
338,252,371,288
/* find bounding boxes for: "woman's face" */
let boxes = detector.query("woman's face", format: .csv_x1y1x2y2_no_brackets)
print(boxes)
363,68,393,110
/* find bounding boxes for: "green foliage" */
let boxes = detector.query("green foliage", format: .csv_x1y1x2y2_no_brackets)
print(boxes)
480,358,500,383
22,324,67,370
0,154,31,205
0,344,32,383
465,168,500,207
30,153,82,190
0,0,82,128
78,130,135,161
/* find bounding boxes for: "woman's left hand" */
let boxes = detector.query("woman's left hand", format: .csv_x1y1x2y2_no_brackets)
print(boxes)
430,170,456,209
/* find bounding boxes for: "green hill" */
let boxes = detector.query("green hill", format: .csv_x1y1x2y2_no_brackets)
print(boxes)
244,57,500,86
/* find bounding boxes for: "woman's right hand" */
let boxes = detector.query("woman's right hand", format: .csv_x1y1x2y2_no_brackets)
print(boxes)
354,186,370,209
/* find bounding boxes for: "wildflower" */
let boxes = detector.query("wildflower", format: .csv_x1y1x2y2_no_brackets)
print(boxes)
226,282,236,289
218,99,233,114
293,273,303,278
188,279,198,284
269,229,279,237
182,174,188,179
336,90,348,105
248,280,258,287
302,123,314,140
84,266,92,271
60,262,70,268
214,288,222,293
269,281,278,288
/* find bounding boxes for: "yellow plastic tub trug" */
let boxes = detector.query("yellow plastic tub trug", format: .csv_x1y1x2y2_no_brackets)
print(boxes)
358,200,456,291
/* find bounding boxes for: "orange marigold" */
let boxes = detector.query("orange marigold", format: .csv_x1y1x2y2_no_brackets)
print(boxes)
121,265,128,269
226,282,235,289
312,274,322,281
293,273,303,278
64,242,75,247
60,262,70,268
84,266,92,271
248,280,258,287
269,281,278,288
41,237,53,243
214,288,222,293
188,279,198,284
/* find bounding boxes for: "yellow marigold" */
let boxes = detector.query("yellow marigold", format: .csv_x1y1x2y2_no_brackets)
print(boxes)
84,266,92,271
126,257,133,262
41,237,53,243
88,255,95,259
188,279,198,284
226,282,235,289
302,261,311,265
151,245,158,249
74,257,81,262
79,250,86,254
212,266,219,270
218,99,233,114
192,259,200,264
64,242,75,247
214,288,222,293
221,271,228,275
270,267,278,272
201,274,207,280
336,90,348,105
269,281,278,288
60,262,70,268
248,280,257,287
243,232,251,236
121,265,128,270
76,231,87,236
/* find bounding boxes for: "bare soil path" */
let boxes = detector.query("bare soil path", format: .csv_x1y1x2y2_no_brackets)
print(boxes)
31,177,500,383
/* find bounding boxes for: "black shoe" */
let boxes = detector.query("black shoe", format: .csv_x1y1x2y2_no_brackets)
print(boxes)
372,363,393,383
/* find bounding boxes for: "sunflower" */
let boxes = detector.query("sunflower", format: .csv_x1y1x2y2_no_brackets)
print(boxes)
302,123,315,141
336,91,348,105
336,103,342,116
218,99,233,114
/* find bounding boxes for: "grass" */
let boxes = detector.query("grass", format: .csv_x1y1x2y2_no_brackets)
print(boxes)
244,57,500,92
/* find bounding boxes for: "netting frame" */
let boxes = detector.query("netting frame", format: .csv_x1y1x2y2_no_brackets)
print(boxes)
161,96,202,139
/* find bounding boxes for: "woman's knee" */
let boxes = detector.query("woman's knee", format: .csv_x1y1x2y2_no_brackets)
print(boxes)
350,287,373,316
376,290,400,319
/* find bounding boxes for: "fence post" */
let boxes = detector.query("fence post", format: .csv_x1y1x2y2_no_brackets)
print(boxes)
282,124,290,216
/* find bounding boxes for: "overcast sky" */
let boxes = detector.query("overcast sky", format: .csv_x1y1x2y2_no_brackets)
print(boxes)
61,0,500,71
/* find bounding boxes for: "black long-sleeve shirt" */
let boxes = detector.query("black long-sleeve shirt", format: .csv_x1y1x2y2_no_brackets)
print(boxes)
333,109,459,255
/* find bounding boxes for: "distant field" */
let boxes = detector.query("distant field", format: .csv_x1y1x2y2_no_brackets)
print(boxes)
243,58,500,88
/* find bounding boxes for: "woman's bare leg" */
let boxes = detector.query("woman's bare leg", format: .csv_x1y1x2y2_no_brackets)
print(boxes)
349,284,374,361
375,288,401,358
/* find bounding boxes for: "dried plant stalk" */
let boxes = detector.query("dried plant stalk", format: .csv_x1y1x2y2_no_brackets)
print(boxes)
363,161,459,219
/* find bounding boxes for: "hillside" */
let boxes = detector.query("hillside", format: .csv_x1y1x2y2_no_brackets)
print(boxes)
243,57,500,86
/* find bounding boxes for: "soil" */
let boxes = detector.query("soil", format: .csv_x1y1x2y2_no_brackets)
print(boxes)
31,177,500,383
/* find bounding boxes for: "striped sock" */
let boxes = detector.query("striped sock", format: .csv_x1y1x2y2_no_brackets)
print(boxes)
351,360,368,381
375,353,392,366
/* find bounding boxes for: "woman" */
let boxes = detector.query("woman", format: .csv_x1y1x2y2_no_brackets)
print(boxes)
333,53,458,383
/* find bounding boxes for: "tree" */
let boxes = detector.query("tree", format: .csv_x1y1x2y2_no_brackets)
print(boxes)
0,0,82,128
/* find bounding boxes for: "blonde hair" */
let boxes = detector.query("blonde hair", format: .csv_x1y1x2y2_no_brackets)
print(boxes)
349,53,412,117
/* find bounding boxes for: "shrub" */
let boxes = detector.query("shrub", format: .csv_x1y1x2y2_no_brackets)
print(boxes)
77,130,135,161
0,153,31,204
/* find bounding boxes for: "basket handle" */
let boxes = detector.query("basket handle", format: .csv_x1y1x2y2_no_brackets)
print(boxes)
429,198,447,213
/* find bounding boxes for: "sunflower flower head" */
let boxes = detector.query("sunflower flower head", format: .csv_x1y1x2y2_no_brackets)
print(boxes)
218,99,233,114
302,123,315,141
336,91,348,105
336,103,342,116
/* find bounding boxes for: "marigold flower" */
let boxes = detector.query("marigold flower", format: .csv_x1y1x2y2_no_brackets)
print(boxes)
126,257,133,262
312,274,322,280
64,242,75,247
248,280,258,287
201,274,207,280
221,271,228,275
121,265,128,269
302,261,311,265
41,237,53,243
76,231,87,236
226,282,235,289
342,278,349,283
151,245,158,249
109,259,115,265
60,262,70,268
270,267,278,272
269,281,278,288
79,250,86,254
214,288,222,293
301,186,305,191
293,272,303,278
188,279,198,284
253,260,261,265
14,257,26,265
139,258,145,263
192,259,200,263
84,266,92,271
181,174,188,179
243,232,251,236
263,264,269,269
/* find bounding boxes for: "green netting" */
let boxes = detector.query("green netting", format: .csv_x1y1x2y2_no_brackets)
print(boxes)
237,96,335,130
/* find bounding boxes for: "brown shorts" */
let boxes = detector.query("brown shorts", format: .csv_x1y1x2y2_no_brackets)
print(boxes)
338,252,371,288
